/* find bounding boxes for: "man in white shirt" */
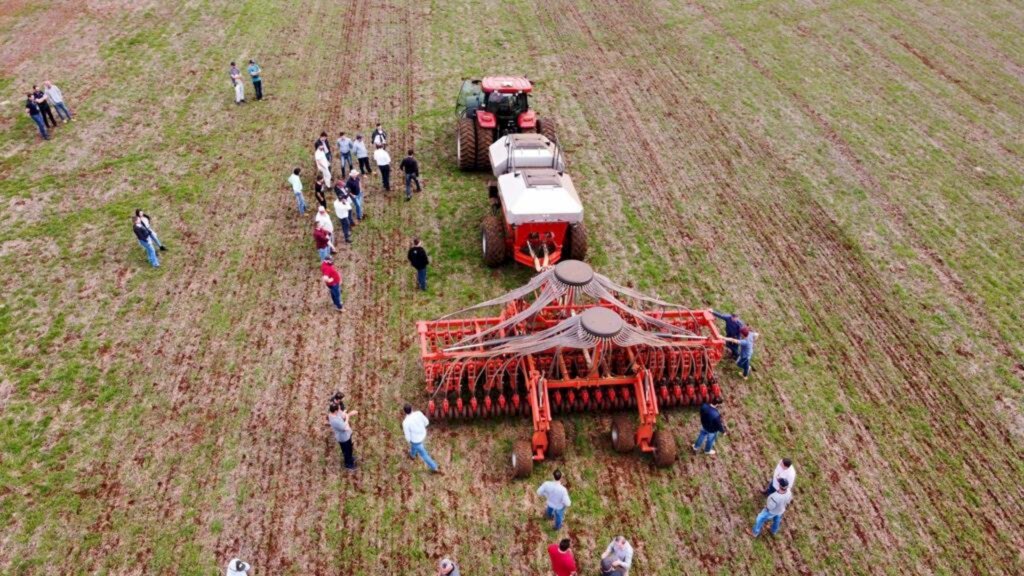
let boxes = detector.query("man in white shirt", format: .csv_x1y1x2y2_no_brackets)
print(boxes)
333,194,352,243
43,81,72,122
315,205,334,243
373,144,392,192
229,62,245,104
402,404,440,473
287,168,306,214
536,469,572,530
600,536,634,575
763,458,796,496
314,144,331,184
752,477,793,537
225,558,251,576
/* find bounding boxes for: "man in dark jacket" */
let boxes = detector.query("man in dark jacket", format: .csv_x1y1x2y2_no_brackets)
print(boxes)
132,216,160,268
32,86,58,129
693,401,726,455
407,238,430,291
712,309,744,358
399,149,421,201
25,93,49,140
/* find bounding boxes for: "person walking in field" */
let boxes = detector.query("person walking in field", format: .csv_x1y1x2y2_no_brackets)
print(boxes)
371,122,387,147
600,536,634,575
337,131,354,176
247,59,263,100
407,238,429,291
345,170,364,222
762,458,796,496
132,216,160,268
313,223,334,262
536,469,571,531
437,558,460,576
373,144,392,192
353,135,371,175
548,538,578,576
288,167,306,215
25,92,50,141
752,477,793,537
399,149,422,201
334,192,353,244
402,404,440,473
321,256,344,312
135,209,166,252
314,173,328,209
725,326,759,379
43,81,72,122
32,85,58,129
225,558,251,576
711,309,744,358
315,143,332,184
328,401,358,471
693,400,726,455
229,62,245,104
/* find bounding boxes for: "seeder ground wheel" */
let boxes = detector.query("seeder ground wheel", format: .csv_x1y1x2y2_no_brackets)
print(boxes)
511,440,534,479
652,430,678,467
547,421,567,459
611,414,636,453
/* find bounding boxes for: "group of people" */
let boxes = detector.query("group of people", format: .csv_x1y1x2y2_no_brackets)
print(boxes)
229,60,264,104
24,81,73,141
131,209,167,268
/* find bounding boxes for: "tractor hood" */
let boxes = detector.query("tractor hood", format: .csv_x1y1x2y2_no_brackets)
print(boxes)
489,134,565,177
497,169,584,225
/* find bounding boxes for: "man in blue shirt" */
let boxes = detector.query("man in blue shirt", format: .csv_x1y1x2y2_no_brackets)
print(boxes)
337,131,354,176
732,326,758,379
711,309,745,358
693,401,726,455
247,59,263,100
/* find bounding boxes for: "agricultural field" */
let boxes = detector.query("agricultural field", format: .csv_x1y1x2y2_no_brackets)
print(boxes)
1,0,1022,574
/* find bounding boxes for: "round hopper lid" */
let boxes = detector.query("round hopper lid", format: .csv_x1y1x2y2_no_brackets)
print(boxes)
580,307,624,338
554,260,594,287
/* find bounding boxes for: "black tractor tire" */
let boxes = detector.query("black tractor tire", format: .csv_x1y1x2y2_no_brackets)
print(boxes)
457,117,477,171
566,222,588,261
611,414,636,453
481,215,508,267
547,421,567,459
537,117,557,143
475,125,495,169
511,440,534,479
652,430,678,467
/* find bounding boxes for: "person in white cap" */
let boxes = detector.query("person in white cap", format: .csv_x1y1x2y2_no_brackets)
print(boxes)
344,169,364,222
225,558,250,576
437,557,460,576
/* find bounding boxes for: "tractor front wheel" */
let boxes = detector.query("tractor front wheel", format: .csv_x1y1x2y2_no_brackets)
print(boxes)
611,414,636,453
511,440,534,479
566,222,588,261
481,216,508,267
652,430,678,467
547,421,567,459
457,117,477,171
537,117,557,143
476,126,494,168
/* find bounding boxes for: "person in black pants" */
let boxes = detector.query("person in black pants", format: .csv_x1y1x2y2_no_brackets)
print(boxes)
32,86,57,129
327,400,358,471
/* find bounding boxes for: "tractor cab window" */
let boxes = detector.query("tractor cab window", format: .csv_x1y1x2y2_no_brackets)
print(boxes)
456,80,484,117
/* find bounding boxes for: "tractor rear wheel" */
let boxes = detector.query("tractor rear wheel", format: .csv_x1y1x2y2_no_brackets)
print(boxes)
511,440,534,478
475,126,494,169
481,215,508,267
611,414,636,453
652,430,678,467
457,117,477,171
566,222,588,261
547,421,567,459
537,117,557,143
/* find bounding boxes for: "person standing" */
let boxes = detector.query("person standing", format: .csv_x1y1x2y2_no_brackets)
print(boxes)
225,558,251,576
132,217,160,268
353,135,371,175
762,458,796,496
711,309,744,358
548,538,578,576
135,209,167,251
437,558,459,576
336,131,354,176
693,400,726,455
407,238,429,291
25,92,49,141
315,143,332,184
371,122,388,148
334,193,353,243
288,168,306,215
399,149,422,201
536,469,571,531
229,62,245,104
328,402,358,471
315,205,335,245
402,404,439,473
752,477,793,537
373,144,392,192
247,59,263,100
600,536,634,575
734,326,759,379
32,86,58,129
314,174,328,209
313,223,334,262
345,170,364,222
43,81,72,122
321,257,344,312
315,132,332,165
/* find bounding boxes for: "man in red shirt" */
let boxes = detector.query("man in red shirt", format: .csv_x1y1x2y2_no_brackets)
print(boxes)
548,538,577,576
314,223,333,262
321,257,343,312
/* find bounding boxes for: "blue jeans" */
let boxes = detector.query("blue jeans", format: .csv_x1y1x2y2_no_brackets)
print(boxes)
409,441,438,471
416,267,427,291
340,216,351,242
340,152,353,175
295,191,307,214
318,246,331,261
404,172,421,199
545,506,566,530
753,508,783,536
737,356,751,377
138,238,159,267
30,113,49,139
328,283,342,309
693,428,717,453
54,102,72,120
351,193,363,220
148,230,163,249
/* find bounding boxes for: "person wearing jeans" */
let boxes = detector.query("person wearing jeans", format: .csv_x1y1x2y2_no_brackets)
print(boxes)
43,82,72,122
247,60,263,100
337,132,353,176
132,217,160,268
693,400,726,455
314,225,333,262
33,86,57,129
345,170,364,221
287,168,306,214
402,404,440,473
537,469,571,530
135,209,166,251
729,326,759,379
25,94,49,140
321,257,343,312
328,402,358,471
752,478,793,537
407,238,430,291
400,149,422,201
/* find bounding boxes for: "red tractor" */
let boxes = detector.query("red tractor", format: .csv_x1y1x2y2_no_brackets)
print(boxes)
456,77,557,171
416,260,727,478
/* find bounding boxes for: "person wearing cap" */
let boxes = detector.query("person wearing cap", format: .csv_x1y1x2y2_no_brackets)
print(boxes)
600,536,633,575
437,557,459,576
313,222,334,262
353,135,371,175
407,238,429,291
321,257,343,312
548,538,577,576
345,169,364,222
328,401,358,470
247,59,263,100
287,167,306,215
373,144,392,192
537,469,571,531
225,558,251,576
693,400,726,455
402,404,439,473
752,477,793,537
132,216,160,268
711,309,745,358
399,149,421,201
229,62,245,104
725,326,759,379
371,122,388,148
337,131,354,176
333,192,353,244
763,458,796,496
